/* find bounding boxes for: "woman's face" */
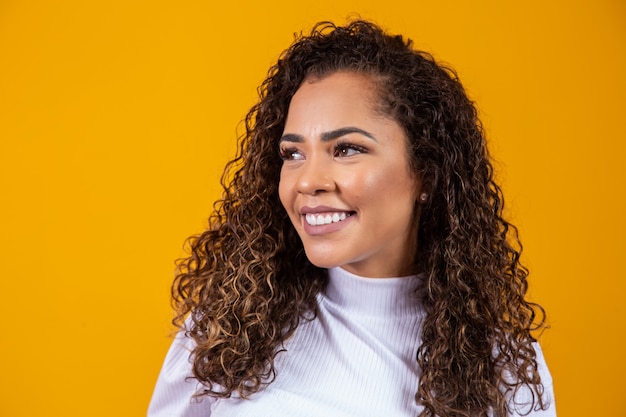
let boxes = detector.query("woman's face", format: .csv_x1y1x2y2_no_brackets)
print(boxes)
278,71,423,278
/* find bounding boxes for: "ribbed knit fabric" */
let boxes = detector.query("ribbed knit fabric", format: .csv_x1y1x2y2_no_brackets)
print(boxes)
148,267,555,417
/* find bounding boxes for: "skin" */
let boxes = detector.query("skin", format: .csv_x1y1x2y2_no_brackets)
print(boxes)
278,71,424,278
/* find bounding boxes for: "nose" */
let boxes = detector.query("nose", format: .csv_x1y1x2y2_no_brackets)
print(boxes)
295,157,335,195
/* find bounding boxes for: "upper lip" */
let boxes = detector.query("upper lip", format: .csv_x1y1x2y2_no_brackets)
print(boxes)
300,205,353,215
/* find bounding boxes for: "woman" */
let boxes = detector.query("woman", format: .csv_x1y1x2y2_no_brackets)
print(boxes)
149,20,555,417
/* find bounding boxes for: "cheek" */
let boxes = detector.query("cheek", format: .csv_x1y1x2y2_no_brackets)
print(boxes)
278,170,292,211
362,166,405,195
362,163,418,206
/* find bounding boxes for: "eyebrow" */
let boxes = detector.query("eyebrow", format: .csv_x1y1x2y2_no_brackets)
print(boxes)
279,126,378,144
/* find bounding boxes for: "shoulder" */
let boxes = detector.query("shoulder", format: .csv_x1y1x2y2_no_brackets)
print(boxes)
508,342,556,417
148,331,215,417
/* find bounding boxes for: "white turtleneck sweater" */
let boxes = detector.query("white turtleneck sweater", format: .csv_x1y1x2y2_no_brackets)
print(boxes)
148,267,555,416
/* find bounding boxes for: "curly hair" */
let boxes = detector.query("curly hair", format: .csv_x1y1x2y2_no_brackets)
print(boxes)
172,20,548,417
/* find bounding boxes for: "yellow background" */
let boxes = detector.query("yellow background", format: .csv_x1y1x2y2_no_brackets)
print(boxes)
1,1,624,416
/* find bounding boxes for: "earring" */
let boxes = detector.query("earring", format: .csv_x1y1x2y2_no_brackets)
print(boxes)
419,192,428,202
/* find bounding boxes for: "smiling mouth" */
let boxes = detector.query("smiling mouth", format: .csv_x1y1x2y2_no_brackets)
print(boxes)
304,212,354,226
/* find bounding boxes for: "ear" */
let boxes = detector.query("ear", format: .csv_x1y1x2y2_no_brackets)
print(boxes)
415,176,429,205
415,170,433,205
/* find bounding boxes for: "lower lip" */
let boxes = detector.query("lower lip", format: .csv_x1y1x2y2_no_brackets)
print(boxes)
301,213,355,236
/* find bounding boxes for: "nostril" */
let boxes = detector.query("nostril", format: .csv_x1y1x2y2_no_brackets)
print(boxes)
296,174,335,195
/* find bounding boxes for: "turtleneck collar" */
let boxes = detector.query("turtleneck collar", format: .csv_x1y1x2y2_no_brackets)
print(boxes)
322,267,422,317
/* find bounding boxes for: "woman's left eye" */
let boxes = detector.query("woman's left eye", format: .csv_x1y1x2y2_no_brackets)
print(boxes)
334,143,367,158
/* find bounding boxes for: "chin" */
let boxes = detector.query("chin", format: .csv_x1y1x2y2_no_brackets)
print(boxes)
303,250,342,270
305,258,338,270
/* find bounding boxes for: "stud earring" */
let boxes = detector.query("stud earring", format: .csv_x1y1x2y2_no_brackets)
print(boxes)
419,192,428,202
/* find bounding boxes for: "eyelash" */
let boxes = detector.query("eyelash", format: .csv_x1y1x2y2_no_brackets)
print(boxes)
334,141,367,157
279,147,303,161
279,142,368,161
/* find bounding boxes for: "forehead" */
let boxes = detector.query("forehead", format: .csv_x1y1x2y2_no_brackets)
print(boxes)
287,72,385,123
283,72,410,152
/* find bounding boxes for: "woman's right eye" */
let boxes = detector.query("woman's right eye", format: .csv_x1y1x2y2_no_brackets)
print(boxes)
279,148,304,161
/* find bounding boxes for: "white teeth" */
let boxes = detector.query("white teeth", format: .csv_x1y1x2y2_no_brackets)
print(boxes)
305,212,349,226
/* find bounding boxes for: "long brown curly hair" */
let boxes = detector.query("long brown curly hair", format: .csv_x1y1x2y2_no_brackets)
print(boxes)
172,20,548,417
